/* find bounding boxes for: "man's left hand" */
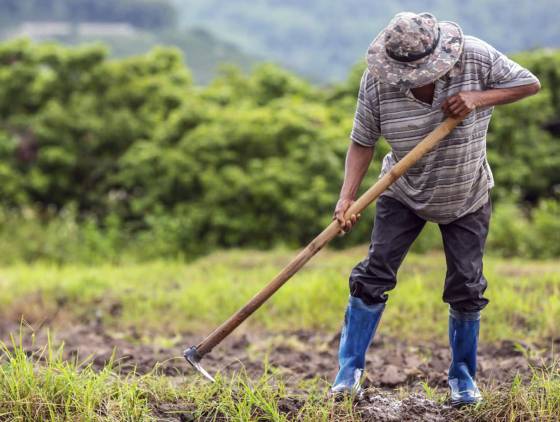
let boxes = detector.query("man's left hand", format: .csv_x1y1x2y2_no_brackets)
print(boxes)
441,91,481,118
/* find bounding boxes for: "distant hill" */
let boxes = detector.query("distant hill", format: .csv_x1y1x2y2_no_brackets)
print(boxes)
0,0,257,84
0,0,176,30
3,0,559,84
1,23,256,84
158,28,257,84
64,27,256,85
173,0,560,82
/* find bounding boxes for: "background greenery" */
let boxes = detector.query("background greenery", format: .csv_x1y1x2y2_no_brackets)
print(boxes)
0,40,558,263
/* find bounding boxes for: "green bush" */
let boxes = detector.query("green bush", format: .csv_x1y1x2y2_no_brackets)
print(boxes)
528,200,560,258
0,199,557,264
486,202,531,258
0,207,127,264
486,200,560,259
0,41,558,260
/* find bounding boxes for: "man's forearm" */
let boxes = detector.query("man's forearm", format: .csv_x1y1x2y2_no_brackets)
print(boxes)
339,142,375,200
442,82,540,117
476,82,541,107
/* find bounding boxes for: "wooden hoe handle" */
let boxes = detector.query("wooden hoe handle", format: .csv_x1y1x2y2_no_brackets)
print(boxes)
195,116,462,356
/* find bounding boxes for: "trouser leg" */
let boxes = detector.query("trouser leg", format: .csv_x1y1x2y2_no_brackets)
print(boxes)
349,195,426,305
332,196,426,394
439,199,491,312
440,199,491,406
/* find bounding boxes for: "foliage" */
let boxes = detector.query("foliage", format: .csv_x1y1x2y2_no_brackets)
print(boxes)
0,40,558,260
0,39,191,214
487,50,560,204
0,200,558,264
487,200,560,259
26,28,256,86
0,207,129,264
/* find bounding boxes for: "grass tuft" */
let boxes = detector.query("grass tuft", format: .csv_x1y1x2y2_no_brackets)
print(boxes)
463,362,560,421
0,332,152,421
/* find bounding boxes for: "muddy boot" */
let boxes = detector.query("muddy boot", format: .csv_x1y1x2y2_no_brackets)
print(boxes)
331,296,385,397
448,309,482,407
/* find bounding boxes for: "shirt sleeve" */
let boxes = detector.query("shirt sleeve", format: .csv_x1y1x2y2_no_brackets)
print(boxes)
485,44,539,89
350,69,380,147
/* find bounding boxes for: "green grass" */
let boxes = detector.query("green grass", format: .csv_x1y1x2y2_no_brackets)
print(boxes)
0,247,559,420
0,330,357,421
464,364,560,421
0,334,153,421
0,248,558,343
1,336,559,421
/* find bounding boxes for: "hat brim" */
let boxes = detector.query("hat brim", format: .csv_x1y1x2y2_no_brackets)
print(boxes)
366,21,464,88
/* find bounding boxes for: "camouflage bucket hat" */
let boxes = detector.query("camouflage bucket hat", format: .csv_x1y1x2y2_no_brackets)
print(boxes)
367,12,464,88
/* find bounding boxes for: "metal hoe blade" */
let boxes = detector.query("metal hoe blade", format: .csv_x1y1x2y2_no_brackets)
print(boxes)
184,346,215,382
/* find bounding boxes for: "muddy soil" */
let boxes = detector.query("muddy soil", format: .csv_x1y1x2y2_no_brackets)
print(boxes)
0,323,554,421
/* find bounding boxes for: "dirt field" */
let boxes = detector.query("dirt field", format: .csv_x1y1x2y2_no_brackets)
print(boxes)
2,321,554,421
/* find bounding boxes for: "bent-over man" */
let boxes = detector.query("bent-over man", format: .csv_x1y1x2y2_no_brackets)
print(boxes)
331,12,540,406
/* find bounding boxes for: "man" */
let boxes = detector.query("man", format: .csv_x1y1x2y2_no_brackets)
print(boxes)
331,12,540,406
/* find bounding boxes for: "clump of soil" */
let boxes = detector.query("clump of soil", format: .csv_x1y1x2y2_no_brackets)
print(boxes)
359,390,455,422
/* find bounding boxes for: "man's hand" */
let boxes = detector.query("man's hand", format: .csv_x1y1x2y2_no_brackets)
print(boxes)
442,84,541,118
335,142,374,235
441,91,481,118
333,198,360,235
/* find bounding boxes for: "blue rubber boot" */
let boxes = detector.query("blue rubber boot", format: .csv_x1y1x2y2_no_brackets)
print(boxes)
331,296,385,396
448,309,482,407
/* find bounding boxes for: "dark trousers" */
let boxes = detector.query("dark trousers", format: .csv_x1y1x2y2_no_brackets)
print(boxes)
349,195,491,313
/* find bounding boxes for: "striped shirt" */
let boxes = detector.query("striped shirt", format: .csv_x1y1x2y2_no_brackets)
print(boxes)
351,35,539,223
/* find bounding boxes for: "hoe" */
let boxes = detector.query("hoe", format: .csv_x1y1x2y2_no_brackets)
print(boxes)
184,116,462,382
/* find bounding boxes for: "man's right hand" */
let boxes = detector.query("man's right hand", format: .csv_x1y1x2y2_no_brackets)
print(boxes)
333,198,361,235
